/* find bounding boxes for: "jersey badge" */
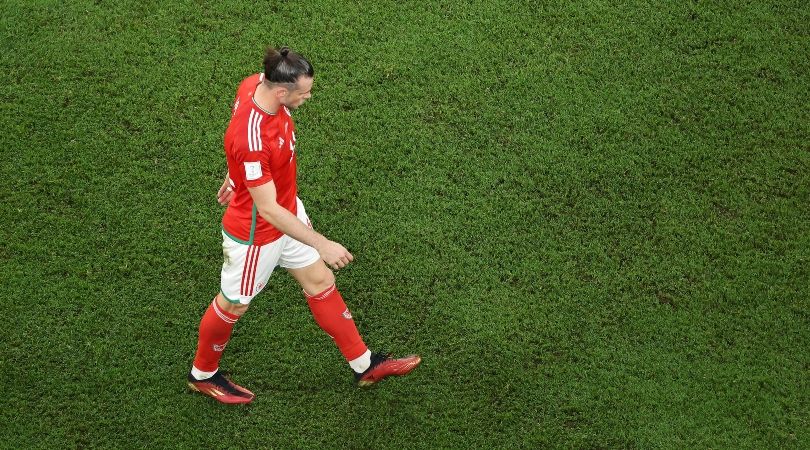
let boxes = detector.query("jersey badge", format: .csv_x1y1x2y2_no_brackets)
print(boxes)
244,162,262,181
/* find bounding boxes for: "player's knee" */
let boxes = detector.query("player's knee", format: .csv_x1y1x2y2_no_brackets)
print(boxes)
216,293,250,316
314,269,335,293
306,266,335,295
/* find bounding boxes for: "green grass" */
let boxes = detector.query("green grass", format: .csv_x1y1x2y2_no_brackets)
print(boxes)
2,0,808,448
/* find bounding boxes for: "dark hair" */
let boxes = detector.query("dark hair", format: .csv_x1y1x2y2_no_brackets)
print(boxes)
263,46,314,85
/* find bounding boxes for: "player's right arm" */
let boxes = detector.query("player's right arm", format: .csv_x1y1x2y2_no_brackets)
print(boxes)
248,181,353,270
217,172,235,206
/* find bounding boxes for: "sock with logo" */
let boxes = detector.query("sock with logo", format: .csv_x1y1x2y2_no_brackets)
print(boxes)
191,297,241,380
305,285,369,365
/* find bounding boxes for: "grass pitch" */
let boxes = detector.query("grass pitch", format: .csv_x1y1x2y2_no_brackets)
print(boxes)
2,0,808,448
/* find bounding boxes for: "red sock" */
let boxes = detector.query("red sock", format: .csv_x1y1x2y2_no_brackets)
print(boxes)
306,285,368,361
193,298,241,372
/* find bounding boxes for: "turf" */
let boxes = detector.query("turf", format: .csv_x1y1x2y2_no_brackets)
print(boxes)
2,0,808,448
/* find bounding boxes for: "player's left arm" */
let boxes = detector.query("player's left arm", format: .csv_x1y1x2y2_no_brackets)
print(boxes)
248,181,353,270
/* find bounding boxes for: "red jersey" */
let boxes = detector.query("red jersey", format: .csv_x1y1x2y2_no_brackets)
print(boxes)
221,73,298,245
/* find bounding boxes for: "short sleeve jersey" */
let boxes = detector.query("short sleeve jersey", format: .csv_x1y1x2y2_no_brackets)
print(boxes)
221,73,298,246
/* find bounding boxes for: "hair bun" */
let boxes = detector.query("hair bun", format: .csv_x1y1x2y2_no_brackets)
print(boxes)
280,47,290,57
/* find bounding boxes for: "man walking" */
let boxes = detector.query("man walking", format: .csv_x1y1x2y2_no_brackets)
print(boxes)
188,46,421,404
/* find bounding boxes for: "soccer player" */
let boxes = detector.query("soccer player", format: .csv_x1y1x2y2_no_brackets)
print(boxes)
187,46,421,404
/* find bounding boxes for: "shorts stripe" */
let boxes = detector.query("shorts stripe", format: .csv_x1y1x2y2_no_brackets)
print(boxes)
248,246,260,296
239,246,249,295
240,246,255,296
241,245,261,296
246,246,257,295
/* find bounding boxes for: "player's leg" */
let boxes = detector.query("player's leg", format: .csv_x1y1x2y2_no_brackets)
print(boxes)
286,259,422,386
187,292,254,404
188,232,282,404
190,293,248,381
281,198,421,386
286,260,370,366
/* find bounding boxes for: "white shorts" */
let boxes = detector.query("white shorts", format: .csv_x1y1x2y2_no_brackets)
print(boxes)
220,198,320,305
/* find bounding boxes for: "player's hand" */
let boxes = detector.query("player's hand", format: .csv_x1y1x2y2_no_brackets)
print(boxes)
217,178,234,206
317,240,354,270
